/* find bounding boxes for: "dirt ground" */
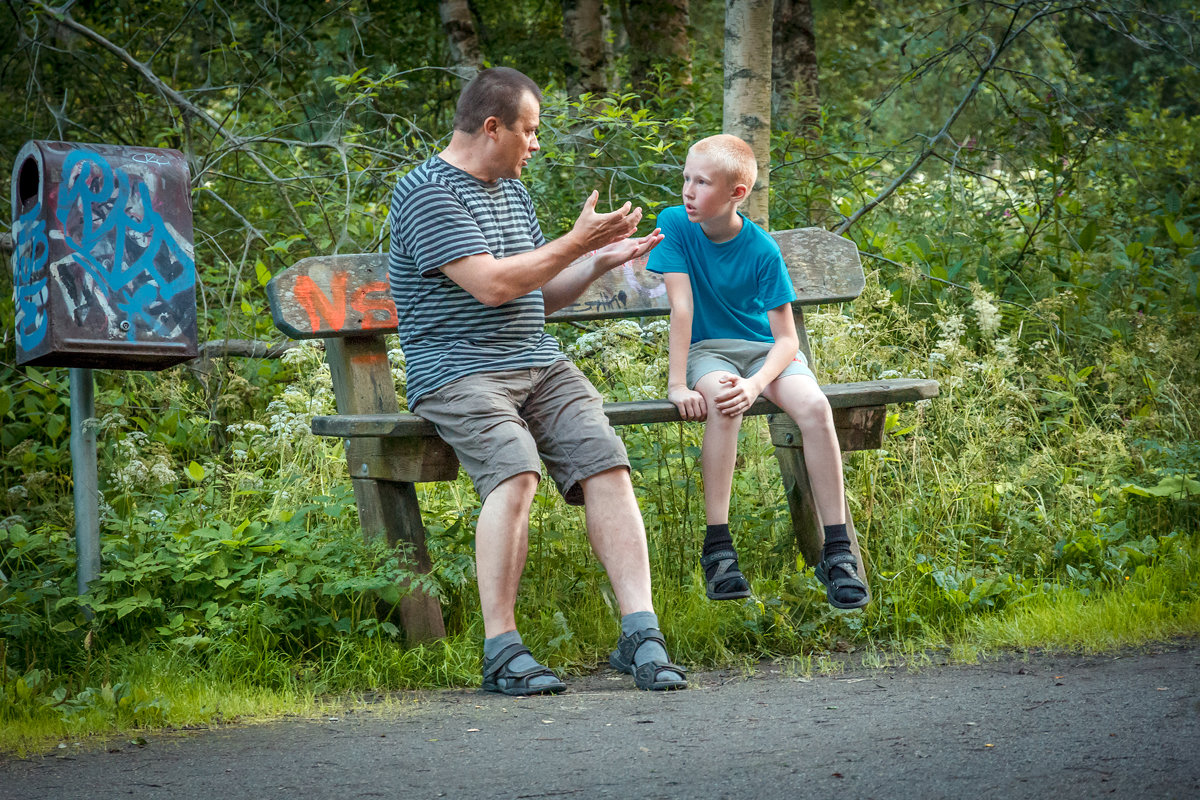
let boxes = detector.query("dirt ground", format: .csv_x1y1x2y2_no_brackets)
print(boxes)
3,640,1198,800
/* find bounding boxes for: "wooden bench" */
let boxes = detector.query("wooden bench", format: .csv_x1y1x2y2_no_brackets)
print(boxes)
266,228,939,642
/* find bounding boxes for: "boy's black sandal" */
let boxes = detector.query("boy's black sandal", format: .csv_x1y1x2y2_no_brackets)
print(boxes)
700,549,753,600
813,551,870,610
481,642,566,696
608,627,688,691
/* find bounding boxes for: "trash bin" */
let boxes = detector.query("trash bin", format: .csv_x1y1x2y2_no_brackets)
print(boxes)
10,141,198,369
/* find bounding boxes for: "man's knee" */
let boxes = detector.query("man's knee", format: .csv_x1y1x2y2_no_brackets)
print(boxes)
579,465,634,500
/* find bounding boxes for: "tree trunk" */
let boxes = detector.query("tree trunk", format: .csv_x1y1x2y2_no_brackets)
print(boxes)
440,0,482,78
724,0,773,228
625,0,691,94
773,0,819,137
563,0,611,102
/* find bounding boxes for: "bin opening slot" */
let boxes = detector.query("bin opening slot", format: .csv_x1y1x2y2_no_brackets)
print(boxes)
17,156,39,211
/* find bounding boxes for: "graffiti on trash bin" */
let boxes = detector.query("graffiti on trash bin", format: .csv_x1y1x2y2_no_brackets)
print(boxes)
49,149,196,343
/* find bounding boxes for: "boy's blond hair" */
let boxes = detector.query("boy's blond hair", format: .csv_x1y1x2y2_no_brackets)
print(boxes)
688,134,757,196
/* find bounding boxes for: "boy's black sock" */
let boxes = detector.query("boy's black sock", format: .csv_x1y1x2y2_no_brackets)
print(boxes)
822,523,852,560
702,523,734,560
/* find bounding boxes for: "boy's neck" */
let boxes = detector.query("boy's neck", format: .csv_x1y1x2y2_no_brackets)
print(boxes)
699,207,744,244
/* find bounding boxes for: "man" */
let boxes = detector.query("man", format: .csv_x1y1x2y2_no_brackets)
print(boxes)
387,67,686,694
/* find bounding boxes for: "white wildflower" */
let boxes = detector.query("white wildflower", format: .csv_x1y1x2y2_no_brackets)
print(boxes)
7,485,28,501
150,461,176,485
148,509,166,524
969,283,1002,337
935,313,966,351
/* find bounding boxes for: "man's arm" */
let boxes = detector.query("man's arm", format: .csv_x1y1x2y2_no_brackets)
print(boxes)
663,272,706,421
440,191,644,307
541,229,663,314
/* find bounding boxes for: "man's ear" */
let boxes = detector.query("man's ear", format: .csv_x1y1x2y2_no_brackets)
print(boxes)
482,115,502,140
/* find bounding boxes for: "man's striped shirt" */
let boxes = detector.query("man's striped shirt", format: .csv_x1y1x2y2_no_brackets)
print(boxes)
387,156,564,407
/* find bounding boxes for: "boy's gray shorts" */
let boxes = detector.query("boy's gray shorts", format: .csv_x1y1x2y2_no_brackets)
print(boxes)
686,338,816,389
412,359,629,506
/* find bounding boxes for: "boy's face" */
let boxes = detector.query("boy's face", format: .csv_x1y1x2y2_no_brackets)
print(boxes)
681,152,744,224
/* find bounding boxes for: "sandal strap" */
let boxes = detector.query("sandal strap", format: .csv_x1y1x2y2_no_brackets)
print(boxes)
700,549,739,567
634,660,687,684
483,642,543,682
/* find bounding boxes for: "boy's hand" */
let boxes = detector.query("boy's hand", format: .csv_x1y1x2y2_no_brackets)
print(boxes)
668,386,707,421
714,375,761,417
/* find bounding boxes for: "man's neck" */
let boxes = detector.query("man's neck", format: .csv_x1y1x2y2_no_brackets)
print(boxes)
700,208,744,244
439,132,499,183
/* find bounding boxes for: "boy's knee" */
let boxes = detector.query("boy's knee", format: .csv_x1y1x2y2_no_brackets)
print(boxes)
791,391,833,427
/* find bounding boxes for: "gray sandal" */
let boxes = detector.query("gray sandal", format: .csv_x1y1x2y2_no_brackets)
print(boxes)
700,549,752,600
481,642,566,696
608,627,687,691
814,551,870,610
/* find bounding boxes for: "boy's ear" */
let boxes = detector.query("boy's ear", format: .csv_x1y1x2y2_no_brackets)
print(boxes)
731,182,750,202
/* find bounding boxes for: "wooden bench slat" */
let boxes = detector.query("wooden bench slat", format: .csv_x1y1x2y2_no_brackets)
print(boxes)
267,228,864,339
310,378,938,438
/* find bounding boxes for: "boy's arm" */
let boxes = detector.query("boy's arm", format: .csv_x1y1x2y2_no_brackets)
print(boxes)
712,303,801,417
663,272,706,421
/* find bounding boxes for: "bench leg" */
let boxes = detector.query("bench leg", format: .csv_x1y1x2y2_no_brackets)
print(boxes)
771,443,870,588
351,477,446,642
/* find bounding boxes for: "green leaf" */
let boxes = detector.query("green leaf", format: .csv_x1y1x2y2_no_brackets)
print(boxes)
255,259,272,287
1078,220,1097,251
1120,474,1200,499
186,461,206,481
1165,217,1191,246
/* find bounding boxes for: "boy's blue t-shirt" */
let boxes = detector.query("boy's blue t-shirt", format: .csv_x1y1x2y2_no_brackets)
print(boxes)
645,205,796,344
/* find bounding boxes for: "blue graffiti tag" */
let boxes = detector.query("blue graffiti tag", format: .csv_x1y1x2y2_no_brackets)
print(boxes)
56,150,195,341
13,201,50,351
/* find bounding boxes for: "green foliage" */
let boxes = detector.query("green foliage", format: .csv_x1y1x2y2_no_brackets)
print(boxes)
1,0,1199,752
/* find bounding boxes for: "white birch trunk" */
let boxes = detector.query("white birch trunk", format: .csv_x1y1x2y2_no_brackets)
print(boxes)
723,0,773,228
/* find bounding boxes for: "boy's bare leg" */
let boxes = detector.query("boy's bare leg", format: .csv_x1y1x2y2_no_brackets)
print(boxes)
476,471,540,638
694,371,753,600
764,373,867,608
762,373,846,525
695,371,744,525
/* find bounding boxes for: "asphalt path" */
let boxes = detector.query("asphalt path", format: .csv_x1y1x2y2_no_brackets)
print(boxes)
3,641,1198,800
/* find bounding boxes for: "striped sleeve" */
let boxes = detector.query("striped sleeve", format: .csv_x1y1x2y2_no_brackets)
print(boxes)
393,182,490,277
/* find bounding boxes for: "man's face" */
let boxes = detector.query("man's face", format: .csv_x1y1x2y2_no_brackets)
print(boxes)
495,91,541,179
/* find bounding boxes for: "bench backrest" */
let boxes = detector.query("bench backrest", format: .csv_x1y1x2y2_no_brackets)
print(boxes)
267,228,864,340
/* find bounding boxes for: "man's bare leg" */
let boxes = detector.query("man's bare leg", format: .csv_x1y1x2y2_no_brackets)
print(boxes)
581,466,686,689
477,471,567,694
476,471,539,638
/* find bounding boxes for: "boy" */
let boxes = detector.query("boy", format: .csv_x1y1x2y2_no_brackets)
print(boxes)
645,134,869,610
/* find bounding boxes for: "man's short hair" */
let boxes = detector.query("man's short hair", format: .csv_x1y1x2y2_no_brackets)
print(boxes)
689,134,758,192
453,67,543,134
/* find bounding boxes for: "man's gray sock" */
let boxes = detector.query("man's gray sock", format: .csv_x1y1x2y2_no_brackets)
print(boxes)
620,611,682,681
483,630,559,689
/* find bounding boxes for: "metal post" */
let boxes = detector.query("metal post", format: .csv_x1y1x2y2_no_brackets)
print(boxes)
69,367,100,595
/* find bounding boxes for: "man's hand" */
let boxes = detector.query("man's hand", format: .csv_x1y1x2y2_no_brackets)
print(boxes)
572,190,644,252
668,385,707,421
594,227,663,271
714,375,762,417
